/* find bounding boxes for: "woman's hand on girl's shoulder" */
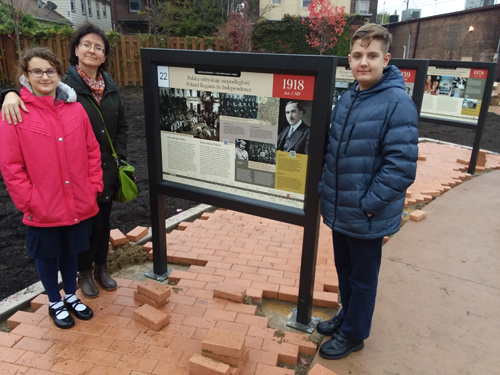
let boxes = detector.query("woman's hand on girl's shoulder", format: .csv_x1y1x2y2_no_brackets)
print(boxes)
1,92,28,125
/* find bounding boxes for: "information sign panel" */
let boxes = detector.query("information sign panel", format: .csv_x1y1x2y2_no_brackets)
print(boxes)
421,66,489,125
156,66,317,210
334,57,428,114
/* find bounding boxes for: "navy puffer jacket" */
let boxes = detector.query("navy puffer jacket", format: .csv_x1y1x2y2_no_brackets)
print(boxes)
319,65,418,239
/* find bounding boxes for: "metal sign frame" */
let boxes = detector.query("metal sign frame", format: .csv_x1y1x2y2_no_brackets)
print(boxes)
141,49,337,327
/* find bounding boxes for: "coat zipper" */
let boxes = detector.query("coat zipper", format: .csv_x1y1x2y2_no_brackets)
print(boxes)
332,91,359,229
343,123,356,155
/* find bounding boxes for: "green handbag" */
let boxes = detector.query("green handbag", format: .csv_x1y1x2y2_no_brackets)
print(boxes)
90,98,138,203
114,159,138,203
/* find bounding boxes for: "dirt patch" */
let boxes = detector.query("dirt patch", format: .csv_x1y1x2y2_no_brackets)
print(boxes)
278,354,315,375
107,243,149,274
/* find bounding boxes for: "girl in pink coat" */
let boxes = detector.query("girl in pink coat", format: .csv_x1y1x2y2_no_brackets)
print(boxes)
0,47,103,329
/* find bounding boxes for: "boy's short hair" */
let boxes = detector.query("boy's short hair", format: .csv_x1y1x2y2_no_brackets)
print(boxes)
17,47,64,81
350,23,392,55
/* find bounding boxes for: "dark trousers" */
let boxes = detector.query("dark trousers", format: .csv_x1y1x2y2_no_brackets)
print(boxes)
333,230,383,341
36,253,77,302
78,201,113,271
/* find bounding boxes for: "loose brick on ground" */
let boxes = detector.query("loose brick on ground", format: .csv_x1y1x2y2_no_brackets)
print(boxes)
110,228,127,247
136,280,171,303
177,221,191,231
202,348,249,368
133,304,169,331
126,226,148,242
134,291,167,308
202,328,246,359
410,210,427,222
143,241,153,252
214,283,247,303
189,353,230,375
169,270,200,281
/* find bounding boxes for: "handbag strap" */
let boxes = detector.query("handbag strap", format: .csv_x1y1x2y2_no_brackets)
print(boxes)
88,96,119,161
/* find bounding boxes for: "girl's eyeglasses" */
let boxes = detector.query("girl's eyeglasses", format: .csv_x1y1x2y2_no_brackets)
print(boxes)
28,69,58,78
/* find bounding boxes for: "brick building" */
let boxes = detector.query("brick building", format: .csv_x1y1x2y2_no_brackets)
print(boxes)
385,4,500,65
111,0,148,34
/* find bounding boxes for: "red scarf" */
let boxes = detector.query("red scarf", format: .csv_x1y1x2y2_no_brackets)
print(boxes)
75,64,105,105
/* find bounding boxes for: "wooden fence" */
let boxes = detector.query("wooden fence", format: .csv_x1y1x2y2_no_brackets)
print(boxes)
0,35,228,87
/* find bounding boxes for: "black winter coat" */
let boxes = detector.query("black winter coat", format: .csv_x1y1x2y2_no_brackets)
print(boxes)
62,66,128,202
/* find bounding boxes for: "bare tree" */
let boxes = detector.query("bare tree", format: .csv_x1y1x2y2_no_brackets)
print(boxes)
140,0,175,45
0,0,35,54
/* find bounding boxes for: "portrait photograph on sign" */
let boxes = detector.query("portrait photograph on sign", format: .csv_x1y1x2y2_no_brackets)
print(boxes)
276,99,313,156
156,65,316,209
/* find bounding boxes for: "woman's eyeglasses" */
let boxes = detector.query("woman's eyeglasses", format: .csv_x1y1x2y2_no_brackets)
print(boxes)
79,42,105,54
28,69,59,78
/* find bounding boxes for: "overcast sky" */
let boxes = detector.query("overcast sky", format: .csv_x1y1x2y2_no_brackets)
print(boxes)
377,0,495,19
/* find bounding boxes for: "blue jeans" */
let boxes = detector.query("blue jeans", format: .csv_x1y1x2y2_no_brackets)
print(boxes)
333,231,383,340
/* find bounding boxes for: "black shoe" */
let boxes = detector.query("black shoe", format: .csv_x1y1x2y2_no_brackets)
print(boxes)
319,331,364,360
316,315,342,336
48,304,75,329
65,296,94,320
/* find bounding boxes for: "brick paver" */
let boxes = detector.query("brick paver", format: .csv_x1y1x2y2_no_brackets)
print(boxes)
4,141,499,374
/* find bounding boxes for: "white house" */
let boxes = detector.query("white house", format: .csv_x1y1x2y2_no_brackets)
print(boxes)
45,0,113,32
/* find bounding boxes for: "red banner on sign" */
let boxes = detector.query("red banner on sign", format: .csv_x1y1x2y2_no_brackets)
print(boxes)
399,69,416,83
469,69,487,79
273,74,315,100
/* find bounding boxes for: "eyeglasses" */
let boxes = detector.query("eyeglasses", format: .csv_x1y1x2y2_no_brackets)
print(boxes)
79,42,105,54
27,69,59,78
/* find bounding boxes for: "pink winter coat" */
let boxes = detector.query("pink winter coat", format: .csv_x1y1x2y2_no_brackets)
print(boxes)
0,84,103,227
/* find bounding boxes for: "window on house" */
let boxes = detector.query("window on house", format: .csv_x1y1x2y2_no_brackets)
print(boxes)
96,1,100,18
302,0,311,7
88,0,93,17
81,0,86,14
103,4,107,17
70,0,75,12
356,0,370,15
272,0,281,4
129,0,141,12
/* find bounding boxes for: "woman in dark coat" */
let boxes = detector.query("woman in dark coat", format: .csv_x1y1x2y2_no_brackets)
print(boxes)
1,23,129,298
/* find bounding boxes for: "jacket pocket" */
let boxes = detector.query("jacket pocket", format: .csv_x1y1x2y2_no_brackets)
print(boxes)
26,185,38,220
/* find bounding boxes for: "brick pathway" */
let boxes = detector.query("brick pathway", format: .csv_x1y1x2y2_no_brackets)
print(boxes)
1,141,499,375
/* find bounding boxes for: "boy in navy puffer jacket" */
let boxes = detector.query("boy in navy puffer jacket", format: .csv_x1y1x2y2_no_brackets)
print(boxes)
316,24,418,359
